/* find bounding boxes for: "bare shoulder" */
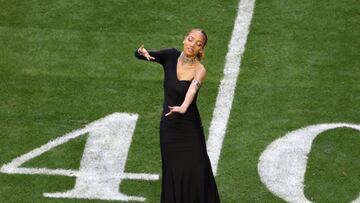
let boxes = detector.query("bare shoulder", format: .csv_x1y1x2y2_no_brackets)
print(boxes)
194,63,207,81
196,63,207,75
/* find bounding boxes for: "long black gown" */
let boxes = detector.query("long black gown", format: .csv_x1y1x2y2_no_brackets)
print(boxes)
135,48,220,203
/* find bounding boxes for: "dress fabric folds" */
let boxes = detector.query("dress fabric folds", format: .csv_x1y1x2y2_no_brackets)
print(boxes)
135,48,220,203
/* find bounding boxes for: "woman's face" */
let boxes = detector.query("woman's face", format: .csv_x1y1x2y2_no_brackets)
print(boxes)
182,30,205,57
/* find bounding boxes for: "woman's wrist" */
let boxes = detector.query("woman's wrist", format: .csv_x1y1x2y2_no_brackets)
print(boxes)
179,105,187,113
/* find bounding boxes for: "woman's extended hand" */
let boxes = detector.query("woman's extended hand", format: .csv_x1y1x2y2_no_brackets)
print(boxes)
138,44,155,61
165,106,186,116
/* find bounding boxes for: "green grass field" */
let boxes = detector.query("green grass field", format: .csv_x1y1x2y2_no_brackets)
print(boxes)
1,0,359,202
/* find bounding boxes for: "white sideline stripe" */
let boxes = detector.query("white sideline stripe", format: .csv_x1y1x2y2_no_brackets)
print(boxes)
258,123,360,203
207,0,256,176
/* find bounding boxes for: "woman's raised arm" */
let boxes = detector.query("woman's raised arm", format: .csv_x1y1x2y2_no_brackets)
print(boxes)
134,44,172,65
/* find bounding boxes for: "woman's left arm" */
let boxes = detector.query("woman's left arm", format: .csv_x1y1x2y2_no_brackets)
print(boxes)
165,65,206,116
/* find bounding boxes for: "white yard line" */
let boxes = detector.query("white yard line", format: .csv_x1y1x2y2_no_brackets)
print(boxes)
207,0,256,176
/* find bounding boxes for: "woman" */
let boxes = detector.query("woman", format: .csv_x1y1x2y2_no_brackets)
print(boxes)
135,28,220,203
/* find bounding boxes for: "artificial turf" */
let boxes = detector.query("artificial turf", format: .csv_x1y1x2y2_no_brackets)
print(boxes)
0,0,359,202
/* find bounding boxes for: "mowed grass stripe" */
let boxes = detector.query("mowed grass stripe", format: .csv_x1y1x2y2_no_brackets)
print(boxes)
219,0,360,202
0,0,240,202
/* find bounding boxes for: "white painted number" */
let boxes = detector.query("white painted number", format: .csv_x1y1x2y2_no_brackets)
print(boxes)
1,113,159,202
258,123,360,203
0,0,256,200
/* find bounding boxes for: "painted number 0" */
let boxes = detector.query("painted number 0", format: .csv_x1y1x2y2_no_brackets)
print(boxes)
258,123,360,203
2,115,360,203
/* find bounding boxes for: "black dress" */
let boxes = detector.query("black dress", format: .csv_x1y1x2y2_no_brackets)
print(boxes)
135,48,220,203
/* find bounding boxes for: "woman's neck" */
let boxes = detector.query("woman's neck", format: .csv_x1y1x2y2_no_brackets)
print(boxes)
180,52,197,65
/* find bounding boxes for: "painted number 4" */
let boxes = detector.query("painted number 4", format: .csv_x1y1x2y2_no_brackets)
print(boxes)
1,113,158,202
